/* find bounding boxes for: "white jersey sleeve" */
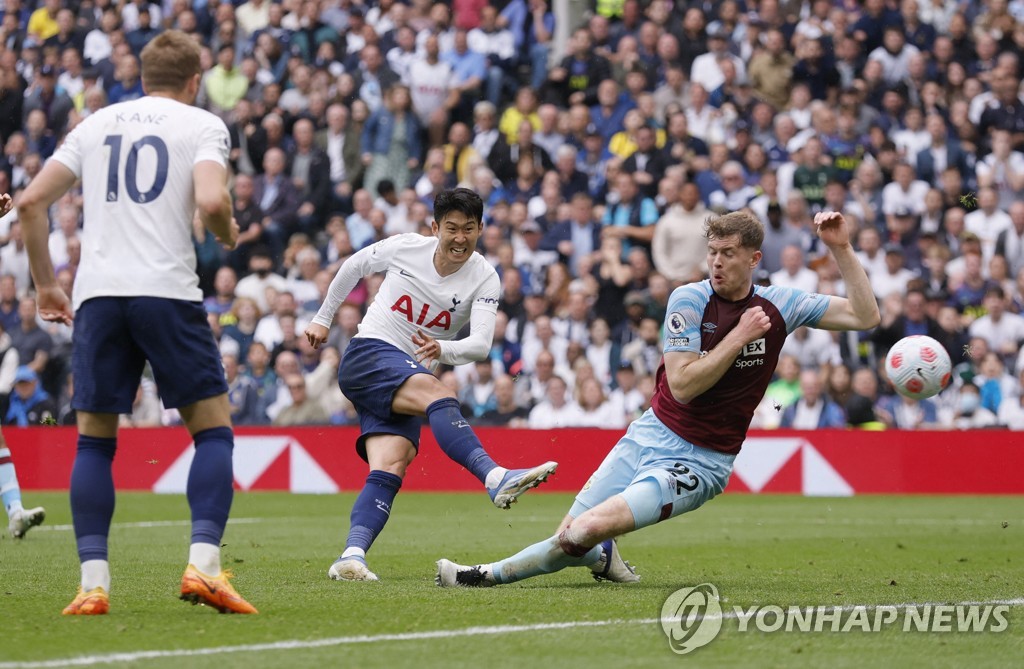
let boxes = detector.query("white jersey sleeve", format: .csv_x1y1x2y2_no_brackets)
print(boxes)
311,235,400,328
312,233,499,362
50,97,230,309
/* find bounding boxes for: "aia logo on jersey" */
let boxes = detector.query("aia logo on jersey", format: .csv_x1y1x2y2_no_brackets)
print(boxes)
391,295,453,330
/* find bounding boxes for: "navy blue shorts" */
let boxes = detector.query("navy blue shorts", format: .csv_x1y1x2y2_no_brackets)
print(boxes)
338,337,431,460
72,296,228,413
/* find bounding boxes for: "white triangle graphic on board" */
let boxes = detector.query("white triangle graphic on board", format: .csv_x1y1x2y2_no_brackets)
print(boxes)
802,444,854,497
290,443,339,493
732,438,804,492
153,436,293,493
152,447,195,494
231,436,292,490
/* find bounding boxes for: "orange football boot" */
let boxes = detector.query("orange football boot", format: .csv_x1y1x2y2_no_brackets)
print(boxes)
179,564,258,614
62,587,110,615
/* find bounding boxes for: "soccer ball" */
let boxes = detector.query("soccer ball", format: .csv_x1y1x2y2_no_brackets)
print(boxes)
884,336,952,400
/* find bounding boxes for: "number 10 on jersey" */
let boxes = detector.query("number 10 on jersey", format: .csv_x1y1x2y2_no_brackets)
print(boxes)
103,134,169,204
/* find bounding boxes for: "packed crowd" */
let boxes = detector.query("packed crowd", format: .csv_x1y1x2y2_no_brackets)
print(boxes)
0,0,1023,430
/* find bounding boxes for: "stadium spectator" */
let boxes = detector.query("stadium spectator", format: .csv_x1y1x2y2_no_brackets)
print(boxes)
362,84,421,198
527,374,581,428
477,373,530,426
272,373,329,426
780,370,847,429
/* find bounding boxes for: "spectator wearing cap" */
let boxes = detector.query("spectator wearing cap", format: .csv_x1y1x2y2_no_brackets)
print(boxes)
689,25,745,94
871,244,918,299
1,366,56,427
965,187,1012,269
747,28,795,111
21,64,73,134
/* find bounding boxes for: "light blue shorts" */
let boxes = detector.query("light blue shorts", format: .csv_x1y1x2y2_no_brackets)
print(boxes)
569,409,735,529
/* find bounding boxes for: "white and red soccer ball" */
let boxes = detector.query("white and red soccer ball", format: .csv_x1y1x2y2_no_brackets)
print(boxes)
884,336,953,400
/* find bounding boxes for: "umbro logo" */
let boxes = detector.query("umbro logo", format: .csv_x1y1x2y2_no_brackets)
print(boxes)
702,322,717,332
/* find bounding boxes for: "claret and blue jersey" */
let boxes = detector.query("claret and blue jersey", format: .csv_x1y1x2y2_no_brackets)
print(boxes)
653,281,831,454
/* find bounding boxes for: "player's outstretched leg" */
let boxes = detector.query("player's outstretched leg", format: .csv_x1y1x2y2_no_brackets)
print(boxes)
436,497,637,587
328,470,402,582
424,396,557,508
179,426,257,614
64,435,117,614
1,444,45,538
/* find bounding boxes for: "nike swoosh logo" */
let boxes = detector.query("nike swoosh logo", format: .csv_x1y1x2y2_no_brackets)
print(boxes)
399,268,414,278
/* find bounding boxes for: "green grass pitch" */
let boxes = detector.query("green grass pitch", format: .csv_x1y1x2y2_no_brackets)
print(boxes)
1,492,1021,668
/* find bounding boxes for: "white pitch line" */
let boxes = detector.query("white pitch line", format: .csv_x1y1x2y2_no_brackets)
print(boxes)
2,598,1021,668
31,518,266,532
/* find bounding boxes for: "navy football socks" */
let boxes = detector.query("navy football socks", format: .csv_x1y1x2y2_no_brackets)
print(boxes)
187,426,235,546
425,397,497,484
70,435,118,562
346,470,403,553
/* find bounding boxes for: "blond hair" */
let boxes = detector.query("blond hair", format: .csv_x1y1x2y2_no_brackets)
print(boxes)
704,210,765,250
140,30,201,94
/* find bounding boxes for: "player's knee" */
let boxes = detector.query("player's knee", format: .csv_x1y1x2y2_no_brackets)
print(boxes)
567,513,609,546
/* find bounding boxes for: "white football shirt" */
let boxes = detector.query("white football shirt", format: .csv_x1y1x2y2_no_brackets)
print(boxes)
312,233,500,366
50,96,230,309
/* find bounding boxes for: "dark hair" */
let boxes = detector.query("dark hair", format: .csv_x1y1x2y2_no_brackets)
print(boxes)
433,188,484,225
377,179,395,197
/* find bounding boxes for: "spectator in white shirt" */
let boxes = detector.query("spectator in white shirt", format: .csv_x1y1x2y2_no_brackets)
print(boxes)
976,130,1024,212
770,245,819,293
871,245,918,299
965,187,1012,268
527,375,584,428
969,286,1024,360
575,378,627,429
881,162,930,225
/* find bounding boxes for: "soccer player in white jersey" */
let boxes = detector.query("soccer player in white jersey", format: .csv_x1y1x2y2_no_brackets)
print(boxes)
18,31,257,615
0,193,46,539
304,187,557,582
436,210,880,588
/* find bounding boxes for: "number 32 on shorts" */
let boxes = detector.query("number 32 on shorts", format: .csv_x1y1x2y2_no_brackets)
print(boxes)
669,462,699,495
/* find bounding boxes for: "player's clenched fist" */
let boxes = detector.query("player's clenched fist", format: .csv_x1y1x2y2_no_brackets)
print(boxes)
735,306,771,344
0,193,12,217
305,323,329,349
